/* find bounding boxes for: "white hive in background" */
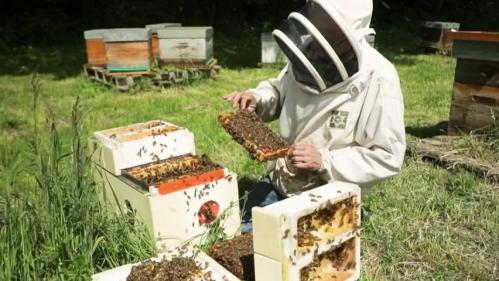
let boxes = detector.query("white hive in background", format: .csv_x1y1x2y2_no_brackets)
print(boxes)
261,32,288,64
92,250,240,281
252,182,361,281
157,26,214,64
91,120,195,175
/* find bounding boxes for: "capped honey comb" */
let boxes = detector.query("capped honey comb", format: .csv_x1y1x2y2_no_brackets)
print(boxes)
218,110,289,161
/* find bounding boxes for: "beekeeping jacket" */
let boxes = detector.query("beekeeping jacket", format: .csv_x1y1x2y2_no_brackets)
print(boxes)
249,0,406,196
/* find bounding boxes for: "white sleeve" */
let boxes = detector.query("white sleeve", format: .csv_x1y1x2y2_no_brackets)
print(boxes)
248,65,288,122
318,76,406,186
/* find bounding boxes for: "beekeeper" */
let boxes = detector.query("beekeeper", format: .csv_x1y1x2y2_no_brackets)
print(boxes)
224,0,406,232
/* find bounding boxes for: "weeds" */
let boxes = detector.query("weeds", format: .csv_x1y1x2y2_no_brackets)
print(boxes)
0,72,156,280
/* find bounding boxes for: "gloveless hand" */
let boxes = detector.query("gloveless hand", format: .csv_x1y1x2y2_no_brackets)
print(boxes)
288,144,322,171
223,91,257,112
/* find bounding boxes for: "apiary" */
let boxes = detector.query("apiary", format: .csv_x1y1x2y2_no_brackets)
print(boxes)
145,23,182,59
157,26,214,64
420,21,460,52
261,32,288,64
252,182,361,281
446,31,499,135
91,120,195,176
84,29,108,66
92,250,240,281
103,28,152,72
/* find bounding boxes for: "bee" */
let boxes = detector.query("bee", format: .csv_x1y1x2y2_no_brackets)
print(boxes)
282,229,290,239
310,199,318,203
109,133,117,139
153,140,157,146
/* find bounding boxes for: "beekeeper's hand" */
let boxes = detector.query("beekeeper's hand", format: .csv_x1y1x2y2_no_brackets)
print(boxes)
288,144,322,171
223,91,257,112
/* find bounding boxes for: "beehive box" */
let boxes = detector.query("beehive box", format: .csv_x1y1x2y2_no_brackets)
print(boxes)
420,21,460,51
103,28,152,72
84,29,108,66
365,28,376,48
145,23,182,59
252,182,361,281
158,26,213,64
92,250,240,281
95,160,241,250
91,120,195,175
446,31,499,135
261,32,287,64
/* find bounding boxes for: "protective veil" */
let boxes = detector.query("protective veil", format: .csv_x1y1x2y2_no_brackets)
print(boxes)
249,0,406,195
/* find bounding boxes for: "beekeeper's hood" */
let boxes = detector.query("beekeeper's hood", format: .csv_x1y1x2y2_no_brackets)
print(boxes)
272,0,373,92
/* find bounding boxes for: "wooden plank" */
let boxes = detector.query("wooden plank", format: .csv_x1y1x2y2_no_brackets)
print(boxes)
407,136,499,182
445,31,499,44
455,59,499,87
453,40,499,62
448,82,499,135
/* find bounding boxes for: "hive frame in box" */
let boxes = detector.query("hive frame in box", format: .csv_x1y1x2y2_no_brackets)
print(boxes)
252,182,361,281
95,165,241,250
90,120,195,175
92,250,240,281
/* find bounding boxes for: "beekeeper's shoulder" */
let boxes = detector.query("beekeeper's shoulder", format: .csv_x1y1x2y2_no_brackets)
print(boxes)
363,45,401,98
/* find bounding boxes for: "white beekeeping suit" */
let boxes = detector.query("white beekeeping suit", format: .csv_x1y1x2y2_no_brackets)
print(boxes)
249,0,406,195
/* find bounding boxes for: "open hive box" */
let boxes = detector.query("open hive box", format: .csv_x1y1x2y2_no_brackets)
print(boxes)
92,121,241,249
92,120,195,175
252,182,361,281
218,111,289,161
92,249,239,281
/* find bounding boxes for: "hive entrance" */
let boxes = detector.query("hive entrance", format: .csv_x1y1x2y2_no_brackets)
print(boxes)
300,237,357,281
297,197,358,253
218,110,289,161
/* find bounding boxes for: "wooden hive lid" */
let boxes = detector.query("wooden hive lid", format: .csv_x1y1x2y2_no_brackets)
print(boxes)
157,26,213,39
422,21,461,29
84,29,108,39
103,28,151,42
145,23,182,33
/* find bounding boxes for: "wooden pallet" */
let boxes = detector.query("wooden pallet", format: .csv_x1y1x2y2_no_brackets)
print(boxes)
407,136,499,182
83,60,221,91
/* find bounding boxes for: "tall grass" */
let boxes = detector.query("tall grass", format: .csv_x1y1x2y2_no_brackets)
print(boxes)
0,73,156,280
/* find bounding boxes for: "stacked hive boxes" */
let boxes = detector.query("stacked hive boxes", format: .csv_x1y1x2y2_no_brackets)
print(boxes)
420,21,460,52
91,120,240,250
103,28,152,72
446,31,499,135
252,182,361,281
84,29,108,66
145,22,182,59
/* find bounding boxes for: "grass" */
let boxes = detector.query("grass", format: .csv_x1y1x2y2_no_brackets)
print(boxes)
0,28,498,280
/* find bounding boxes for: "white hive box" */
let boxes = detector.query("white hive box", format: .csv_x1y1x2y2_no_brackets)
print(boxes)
252,182,361,281
95,161,241,250
157,26,214,63
92,250,240,281
261,32,288,64
91,120,195,175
